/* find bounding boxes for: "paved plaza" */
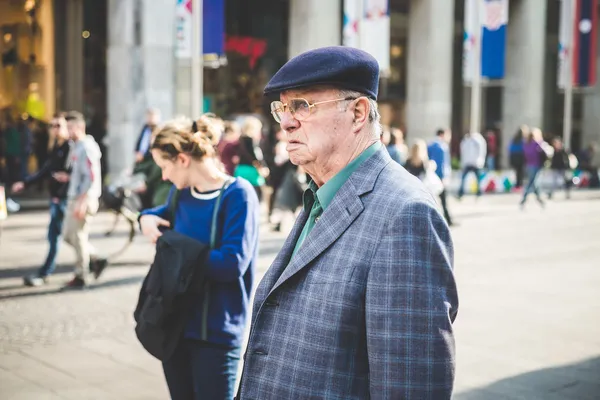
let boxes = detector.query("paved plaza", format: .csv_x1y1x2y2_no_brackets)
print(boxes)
1,191,599,399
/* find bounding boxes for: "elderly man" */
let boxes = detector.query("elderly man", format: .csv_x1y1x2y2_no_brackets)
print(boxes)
237,47,458,399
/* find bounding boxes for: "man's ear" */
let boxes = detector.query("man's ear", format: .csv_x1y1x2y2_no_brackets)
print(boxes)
352,97,369,133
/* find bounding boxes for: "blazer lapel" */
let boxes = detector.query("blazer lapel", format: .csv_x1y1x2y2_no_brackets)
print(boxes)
257,209,309,298
268,148,392,295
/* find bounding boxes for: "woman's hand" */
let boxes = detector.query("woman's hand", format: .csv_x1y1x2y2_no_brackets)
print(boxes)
140,215,171,244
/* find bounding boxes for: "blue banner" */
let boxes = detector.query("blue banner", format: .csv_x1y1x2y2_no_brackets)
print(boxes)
480,0,509,79
573,0,598,87
203,0,225,55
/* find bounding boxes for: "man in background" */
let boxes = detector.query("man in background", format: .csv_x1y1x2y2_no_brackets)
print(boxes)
61,111,105,289
428,128,455,226
134,108,160,164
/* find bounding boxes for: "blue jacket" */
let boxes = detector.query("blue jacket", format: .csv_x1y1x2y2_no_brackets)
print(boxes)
140,178,260,348
428,139,451,180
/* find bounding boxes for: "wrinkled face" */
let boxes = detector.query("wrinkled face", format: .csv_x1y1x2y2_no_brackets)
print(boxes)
50,118,69,140
151,150,192,189
277,88,355,169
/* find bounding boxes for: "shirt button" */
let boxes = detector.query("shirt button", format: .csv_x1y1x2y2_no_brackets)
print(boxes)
315,216,320,222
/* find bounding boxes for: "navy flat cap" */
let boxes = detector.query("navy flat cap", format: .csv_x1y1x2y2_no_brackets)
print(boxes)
264,46,380,100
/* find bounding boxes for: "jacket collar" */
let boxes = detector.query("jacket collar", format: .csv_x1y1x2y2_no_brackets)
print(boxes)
260,147,392,297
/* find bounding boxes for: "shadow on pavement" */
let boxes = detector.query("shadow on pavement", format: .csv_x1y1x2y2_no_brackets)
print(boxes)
455,357,600,400
0,275,145,300
0,262,147,281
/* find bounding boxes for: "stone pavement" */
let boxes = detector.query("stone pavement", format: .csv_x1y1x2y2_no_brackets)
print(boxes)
1,191,599,399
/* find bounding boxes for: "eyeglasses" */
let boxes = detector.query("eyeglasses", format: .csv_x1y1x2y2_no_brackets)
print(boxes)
270,97,356,123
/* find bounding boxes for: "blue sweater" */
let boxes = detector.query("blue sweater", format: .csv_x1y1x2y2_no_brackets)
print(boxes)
427,139,451,180
140,178,260,348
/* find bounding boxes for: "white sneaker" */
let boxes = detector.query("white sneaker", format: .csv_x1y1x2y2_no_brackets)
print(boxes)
6,198,21,213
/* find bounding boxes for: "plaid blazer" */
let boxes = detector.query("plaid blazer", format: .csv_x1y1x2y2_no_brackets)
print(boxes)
238,148,458,399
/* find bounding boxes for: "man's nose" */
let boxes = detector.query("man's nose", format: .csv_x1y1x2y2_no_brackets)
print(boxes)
279,112,300,133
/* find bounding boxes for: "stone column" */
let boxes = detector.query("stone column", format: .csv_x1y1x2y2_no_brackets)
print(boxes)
582,11,600,150
502,0,547,160
406,0,455,143
107,0,175,178
64,0,84,111
288,0,341,58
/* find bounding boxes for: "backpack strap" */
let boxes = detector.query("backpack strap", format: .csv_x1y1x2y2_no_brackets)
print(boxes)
209,178,235,249
167,187,181,227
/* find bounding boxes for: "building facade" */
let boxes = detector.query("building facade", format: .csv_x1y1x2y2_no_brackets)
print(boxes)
109,0,600,173
2,0,598,178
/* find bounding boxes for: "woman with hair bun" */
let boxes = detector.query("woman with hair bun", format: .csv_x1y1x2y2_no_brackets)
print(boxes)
139,116,260,399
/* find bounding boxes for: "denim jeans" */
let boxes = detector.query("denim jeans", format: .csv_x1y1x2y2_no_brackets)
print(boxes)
162,339,241,400
458,166,482,197
521,166,543,204
38,199,67,277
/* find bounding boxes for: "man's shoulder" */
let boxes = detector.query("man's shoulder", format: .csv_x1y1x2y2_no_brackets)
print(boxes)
370,163,436,208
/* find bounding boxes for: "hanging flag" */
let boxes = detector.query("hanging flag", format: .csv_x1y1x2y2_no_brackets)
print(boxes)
463,0,479,83
343,0,390,72
176,0,225,59
558,0,572,88
573,0,598,87
203,0,225,56
464,0,509,82
343,0,360,48
480,0,509,79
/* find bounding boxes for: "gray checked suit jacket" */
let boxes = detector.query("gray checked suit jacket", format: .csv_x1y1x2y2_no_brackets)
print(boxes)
238,148,458,399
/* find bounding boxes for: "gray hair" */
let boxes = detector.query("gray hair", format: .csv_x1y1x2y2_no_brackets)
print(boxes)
338,89,381,138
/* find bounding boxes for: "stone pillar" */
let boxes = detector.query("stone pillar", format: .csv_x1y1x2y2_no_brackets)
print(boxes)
582,11,600,150
107,0,175,178
288,0,341,58
502,0,547,161
406,0,455,143
64,0,84,111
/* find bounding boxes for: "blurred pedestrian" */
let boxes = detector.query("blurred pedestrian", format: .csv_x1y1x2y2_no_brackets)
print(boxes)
234,116,268,202
578,143,599,188
509,126,527,189
217,121,241,176
392,127,409,165
381,126,401,164
458,131,487,198
139,117,260,399
520,128,548,208
428,128,455,226
238,46,457,399
547,137,573,200
485,128,498,170
134,108,161,164
61,111,106,289
11,113,73,286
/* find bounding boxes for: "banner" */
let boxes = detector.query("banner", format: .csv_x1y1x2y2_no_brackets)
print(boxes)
176,0,225,59
573,0,598,87
463,0,479,83
464,0,509,82
176,0,192,58
558,0,572,88
481,0,509,79
343,0,390,72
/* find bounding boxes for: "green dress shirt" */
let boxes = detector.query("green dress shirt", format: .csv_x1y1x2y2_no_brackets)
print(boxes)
291,141,382,258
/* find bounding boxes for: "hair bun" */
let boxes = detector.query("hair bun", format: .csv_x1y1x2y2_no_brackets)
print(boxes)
192,114,222,146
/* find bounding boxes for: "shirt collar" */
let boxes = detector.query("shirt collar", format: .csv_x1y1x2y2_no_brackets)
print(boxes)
302,141,381,212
